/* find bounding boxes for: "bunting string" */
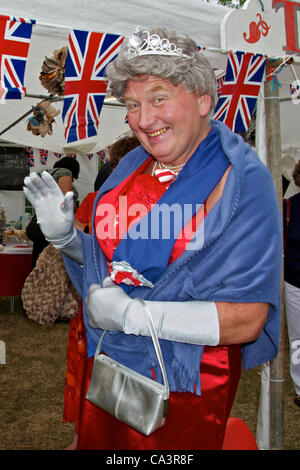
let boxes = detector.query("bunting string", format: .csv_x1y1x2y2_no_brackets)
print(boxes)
25,145,111,167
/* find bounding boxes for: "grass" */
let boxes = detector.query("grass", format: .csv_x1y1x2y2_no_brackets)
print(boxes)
0,297,75,450
0,296,299,450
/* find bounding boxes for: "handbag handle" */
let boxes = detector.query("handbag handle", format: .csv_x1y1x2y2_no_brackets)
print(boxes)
94,297,170,399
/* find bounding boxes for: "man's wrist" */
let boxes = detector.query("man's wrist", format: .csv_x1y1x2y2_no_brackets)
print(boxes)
49,227,78,249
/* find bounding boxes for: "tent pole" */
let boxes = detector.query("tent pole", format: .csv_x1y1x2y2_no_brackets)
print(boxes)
264,60,286,450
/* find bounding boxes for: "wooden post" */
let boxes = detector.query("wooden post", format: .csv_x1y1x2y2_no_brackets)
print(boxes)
264,60,286,450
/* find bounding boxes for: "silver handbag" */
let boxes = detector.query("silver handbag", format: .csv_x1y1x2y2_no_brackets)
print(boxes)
86,299,170,436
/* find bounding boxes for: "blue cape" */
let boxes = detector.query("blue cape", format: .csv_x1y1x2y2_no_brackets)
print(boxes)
112,127,229,291
63,120,282,395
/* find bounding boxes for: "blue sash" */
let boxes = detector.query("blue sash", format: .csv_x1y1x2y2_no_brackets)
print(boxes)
63,120,282,395
112,127,229,291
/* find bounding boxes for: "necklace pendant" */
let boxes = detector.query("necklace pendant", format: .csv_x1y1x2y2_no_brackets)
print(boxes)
151,158,185,184
154,168,177,183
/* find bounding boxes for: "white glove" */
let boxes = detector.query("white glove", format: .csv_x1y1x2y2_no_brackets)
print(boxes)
23,171,76,248
86,277,133,331
86,277,220,346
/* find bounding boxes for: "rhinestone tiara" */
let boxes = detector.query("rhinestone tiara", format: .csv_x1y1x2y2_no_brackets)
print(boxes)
125,30,191,59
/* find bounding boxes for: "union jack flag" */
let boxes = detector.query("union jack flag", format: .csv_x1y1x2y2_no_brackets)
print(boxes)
214,51,266,133
0,15,35,100
62,29,124,143
26,146,35,167
39,149,48,166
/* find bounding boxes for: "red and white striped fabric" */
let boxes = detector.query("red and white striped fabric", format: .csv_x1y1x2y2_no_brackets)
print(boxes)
154,168,177,185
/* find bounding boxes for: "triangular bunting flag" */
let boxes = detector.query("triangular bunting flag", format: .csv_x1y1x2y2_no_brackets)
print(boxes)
39,149,48,165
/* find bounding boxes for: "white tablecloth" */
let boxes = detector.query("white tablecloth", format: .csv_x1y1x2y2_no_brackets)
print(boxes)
0,244,33,255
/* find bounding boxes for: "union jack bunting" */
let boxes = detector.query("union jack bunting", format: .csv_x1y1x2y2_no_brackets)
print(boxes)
214,51,266,133
97,148,110,163
39,149,48,166
290,81,300,96
62,29,124,143
26,146,35,167
54,152,63,159
0,15,35,100
216,74,225,97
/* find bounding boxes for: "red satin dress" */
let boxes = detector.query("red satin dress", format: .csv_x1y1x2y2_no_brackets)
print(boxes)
63,304,88,432
63,195,97,430
75,158,241,450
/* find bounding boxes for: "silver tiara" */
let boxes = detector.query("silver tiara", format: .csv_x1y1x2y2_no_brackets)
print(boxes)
125,30,190,59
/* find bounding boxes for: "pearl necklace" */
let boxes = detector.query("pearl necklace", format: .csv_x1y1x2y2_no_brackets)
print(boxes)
159,161,186,170
151,160,185,176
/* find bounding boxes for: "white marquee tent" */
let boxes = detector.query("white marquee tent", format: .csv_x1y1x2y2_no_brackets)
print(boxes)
0,0,299,221
0,0,231,222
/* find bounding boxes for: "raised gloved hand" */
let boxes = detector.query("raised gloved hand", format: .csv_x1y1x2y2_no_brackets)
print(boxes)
23,171,76,248
85,277,220,346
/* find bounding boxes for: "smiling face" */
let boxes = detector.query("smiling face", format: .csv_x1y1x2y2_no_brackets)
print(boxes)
124,75,212,166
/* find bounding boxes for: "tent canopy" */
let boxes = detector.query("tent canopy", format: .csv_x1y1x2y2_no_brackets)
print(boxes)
0,0,231,221
0,0,230,154
0,0,298,153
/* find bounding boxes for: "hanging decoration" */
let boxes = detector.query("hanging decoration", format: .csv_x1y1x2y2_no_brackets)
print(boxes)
39,148,48,165
26,147,35,167
290,82,300,96
62,29,124,143
97,147,110,163
216,73,225,97
0,15,35,100
39,46,67,96
25,145,111,168
213,51,266,133
27,100,60,137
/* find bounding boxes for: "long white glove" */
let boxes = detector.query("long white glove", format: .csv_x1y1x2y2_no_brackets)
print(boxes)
23,171,77,249
86,278,220,346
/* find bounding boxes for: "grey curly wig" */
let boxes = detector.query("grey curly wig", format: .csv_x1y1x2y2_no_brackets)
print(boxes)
105,26,217,115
